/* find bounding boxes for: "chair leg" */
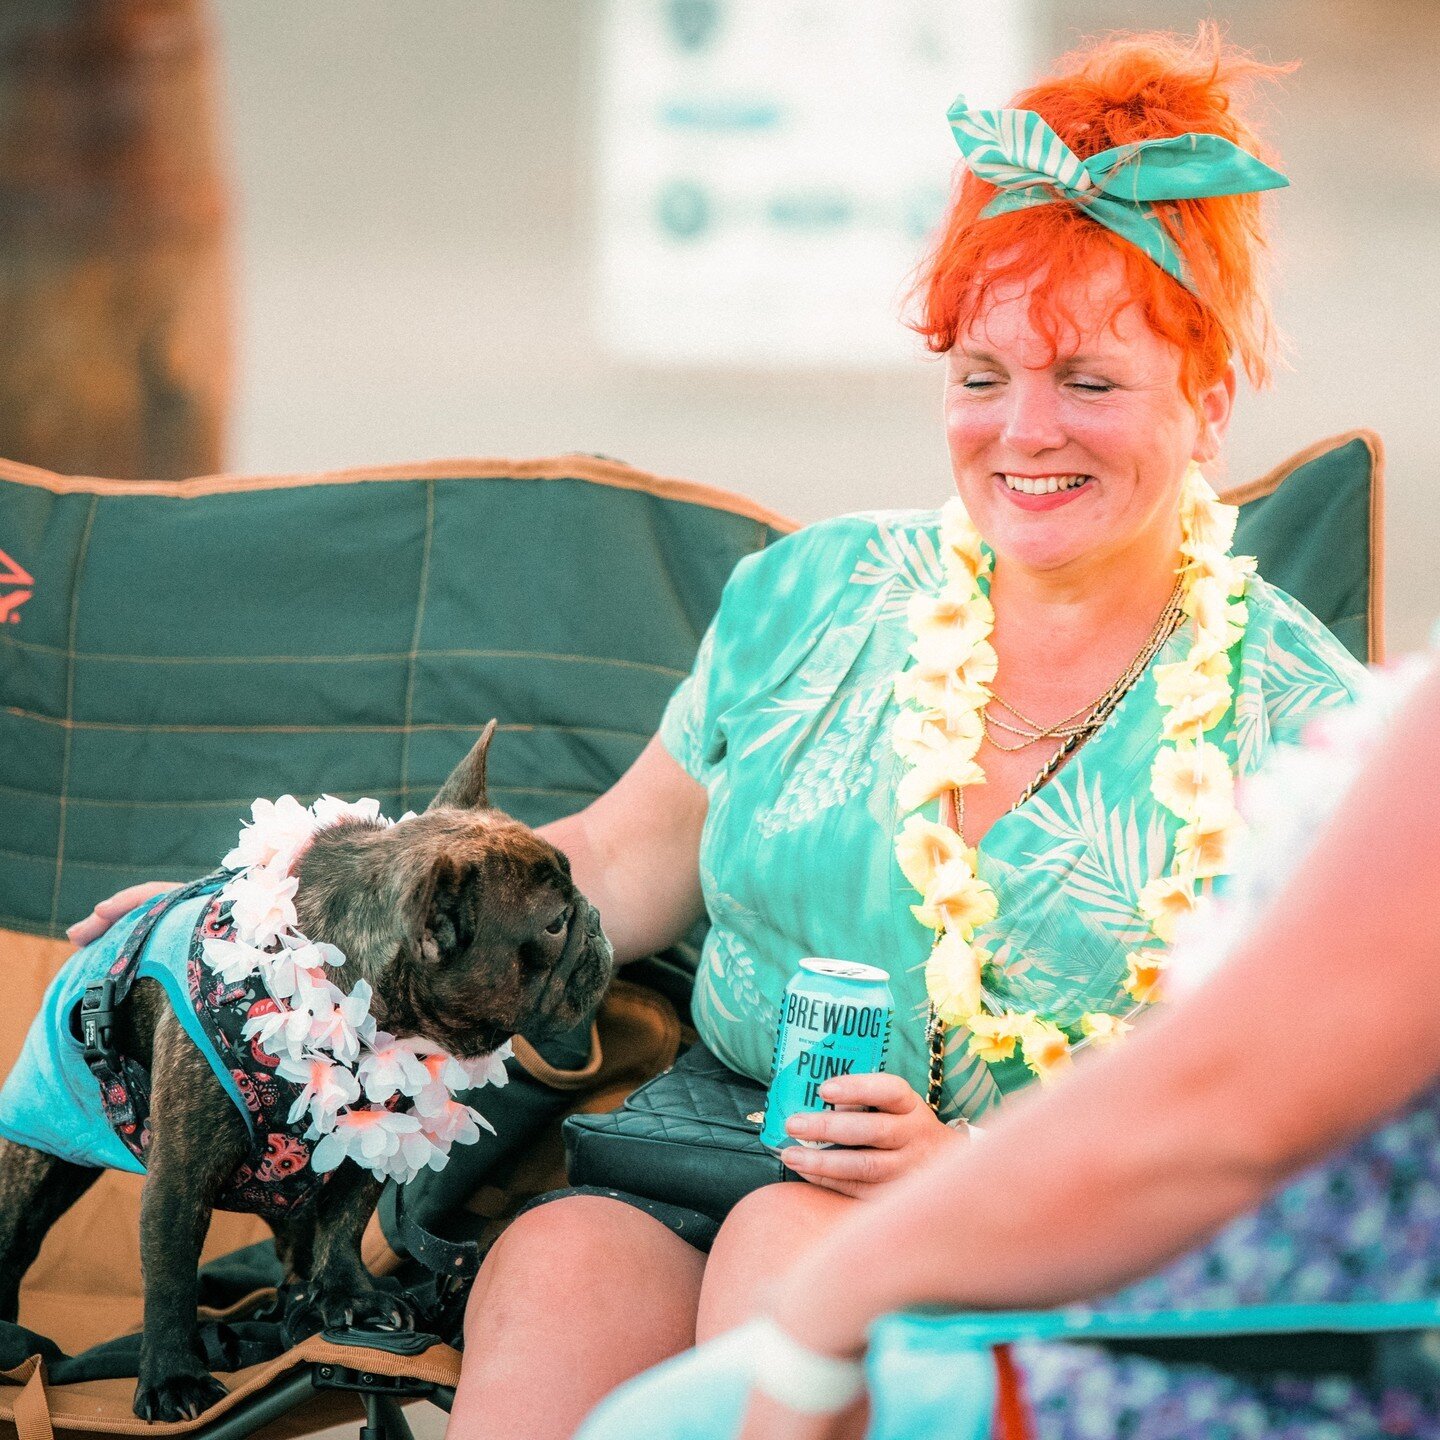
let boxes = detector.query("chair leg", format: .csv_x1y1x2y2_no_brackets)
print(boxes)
360,1392,415,1440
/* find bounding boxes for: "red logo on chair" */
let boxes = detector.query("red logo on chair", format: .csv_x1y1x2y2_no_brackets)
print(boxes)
0,548,33,624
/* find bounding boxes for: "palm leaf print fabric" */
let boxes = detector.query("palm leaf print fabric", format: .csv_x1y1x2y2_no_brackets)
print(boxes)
949,104,1094,197
659,513,1365,1122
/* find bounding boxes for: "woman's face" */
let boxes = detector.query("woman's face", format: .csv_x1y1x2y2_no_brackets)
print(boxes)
944,256,1234,582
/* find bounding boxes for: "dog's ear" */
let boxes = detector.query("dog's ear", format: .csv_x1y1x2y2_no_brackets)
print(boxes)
411,854,478,965
427,720,498,812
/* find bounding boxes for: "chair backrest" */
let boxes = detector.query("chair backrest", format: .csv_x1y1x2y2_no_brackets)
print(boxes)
1229,429,1384,664
0,454,794,949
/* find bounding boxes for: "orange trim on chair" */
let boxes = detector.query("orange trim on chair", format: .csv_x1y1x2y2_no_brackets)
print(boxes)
0,1335,460,1436
0,452,801,533
1220,428,1386,663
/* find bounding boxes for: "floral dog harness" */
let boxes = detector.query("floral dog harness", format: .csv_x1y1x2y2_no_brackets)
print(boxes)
0,877,332,1218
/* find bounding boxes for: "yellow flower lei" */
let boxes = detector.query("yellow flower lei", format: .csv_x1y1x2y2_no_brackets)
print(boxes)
894,464,1254,1083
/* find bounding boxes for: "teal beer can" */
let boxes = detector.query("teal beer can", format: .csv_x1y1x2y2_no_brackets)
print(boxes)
761,958,894,1152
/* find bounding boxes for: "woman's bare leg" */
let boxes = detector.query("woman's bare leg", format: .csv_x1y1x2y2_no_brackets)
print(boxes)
449,1195,707,1440
696,1182,854,1340
697,1183,869,1440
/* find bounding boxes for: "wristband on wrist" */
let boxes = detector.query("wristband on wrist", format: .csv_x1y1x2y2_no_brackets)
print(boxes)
745,1316,866,1415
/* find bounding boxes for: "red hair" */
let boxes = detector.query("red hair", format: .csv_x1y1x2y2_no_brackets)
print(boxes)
913,25,1293,401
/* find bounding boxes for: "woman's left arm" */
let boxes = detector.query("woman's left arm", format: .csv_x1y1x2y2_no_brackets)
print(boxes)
740,658,1440,1438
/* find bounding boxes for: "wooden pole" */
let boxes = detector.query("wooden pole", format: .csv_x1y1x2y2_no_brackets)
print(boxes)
0,0,231,480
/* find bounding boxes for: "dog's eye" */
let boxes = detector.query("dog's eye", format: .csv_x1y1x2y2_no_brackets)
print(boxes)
545,910,570,937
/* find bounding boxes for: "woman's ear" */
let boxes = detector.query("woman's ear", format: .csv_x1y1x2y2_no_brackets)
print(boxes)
1192,363,1237,464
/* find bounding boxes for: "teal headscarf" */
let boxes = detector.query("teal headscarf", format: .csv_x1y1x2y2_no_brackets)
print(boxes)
947,96,1288,292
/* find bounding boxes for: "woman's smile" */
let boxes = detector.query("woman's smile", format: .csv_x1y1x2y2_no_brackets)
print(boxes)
995,472,1096,510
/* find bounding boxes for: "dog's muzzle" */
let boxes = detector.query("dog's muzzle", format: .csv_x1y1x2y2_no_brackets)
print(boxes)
530,901,612,1035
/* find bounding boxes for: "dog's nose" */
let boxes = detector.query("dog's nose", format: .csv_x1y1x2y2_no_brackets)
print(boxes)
584,903,614,966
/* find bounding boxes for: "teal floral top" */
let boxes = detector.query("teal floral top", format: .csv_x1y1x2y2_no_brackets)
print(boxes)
658,512,1367,1122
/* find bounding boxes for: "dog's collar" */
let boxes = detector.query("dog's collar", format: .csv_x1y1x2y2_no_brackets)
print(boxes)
203,795,510,1185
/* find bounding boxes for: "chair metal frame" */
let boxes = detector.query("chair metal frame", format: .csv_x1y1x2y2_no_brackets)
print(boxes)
189,1359,455,1440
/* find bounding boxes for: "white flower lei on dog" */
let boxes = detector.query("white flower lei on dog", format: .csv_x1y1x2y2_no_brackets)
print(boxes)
894,463,1254,1082
202,795,512,1185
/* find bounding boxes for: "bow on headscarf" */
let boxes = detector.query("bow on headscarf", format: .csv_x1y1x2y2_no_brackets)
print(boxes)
947,96,1288,291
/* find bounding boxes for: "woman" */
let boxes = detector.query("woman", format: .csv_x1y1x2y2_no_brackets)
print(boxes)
575,644,1440,1440
70,29,1364,1440
439,30,1368,1438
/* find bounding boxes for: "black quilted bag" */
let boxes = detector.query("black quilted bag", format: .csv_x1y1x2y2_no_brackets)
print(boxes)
562,1043,793,1221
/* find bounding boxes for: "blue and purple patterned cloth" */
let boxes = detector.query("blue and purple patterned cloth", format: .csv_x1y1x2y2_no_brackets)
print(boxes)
578,1086,1440,1438
1013,1079,1440,1436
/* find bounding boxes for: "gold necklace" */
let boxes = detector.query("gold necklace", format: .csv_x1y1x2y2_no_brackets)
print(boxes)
956,586,1183,830
982,711,1097,751
980,581,1186,753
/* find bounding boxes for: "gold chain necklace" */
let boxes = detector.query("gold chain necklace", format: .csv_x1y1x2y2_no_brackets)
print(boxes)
980,581,1186,752
954,584,1186,839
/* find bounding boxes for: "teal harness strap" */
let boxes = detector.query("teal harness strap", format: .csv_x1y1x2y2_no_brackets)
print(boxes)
81,872,229,1157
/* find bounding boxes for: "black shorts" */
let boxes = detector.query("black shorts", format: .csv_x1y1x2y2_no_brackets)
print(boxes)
516,1185,725,1253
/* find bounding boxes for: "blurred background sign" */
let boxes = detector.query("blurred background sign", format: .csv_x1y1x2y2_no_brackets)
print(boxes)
595,0,1035,367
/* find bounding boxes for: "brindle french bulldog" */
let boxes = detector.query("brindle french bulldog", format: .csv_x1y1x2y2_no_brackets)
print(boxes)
0,722,612,1421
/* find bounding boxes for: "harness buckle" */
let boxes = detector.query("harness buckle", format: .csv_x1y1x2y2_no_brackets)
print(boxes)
80,978,119,1067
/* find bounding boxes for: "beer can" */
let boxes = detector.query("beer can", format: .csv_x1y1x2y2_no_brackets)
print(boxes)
761,957,894,1152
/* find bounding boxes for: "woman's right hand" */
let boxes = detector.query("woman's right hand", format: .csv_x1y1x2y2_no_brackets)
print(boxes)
65,881,178,947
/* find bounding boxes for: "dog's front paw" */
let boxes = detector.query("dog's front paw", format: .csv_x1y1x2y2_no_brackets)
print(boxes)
335,1287,421,1333
133,1370,228,1423
290,1280,421,1337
